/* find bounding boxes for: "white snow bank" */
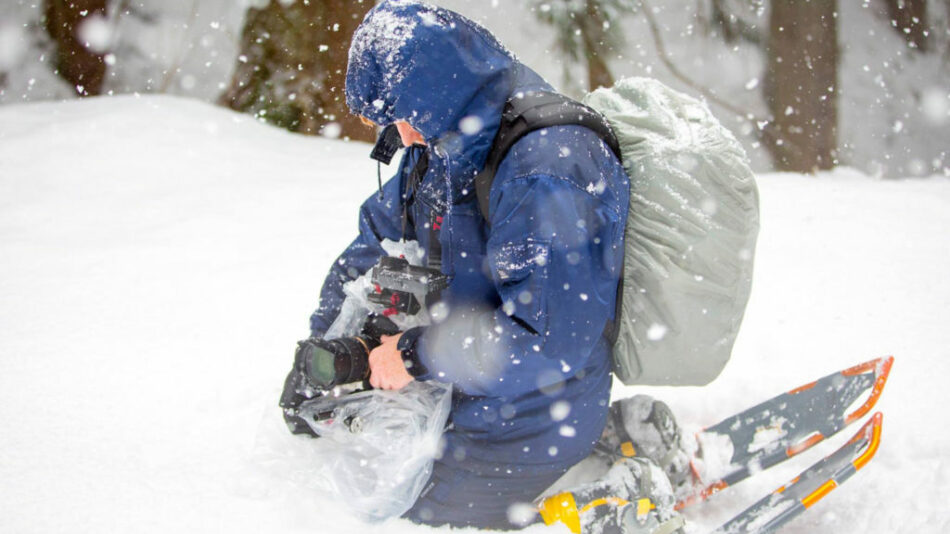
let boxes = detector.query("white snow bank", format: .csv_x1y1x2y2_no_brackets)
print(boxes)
1,96,949,533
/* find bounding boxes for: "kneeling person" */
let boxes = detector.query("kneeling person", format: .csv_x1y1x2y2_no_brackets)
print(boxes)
283,2,683,531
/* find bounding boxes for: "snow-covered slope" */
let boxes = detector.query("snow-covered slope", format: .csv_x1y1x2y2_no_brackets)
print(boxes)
0,97,948,533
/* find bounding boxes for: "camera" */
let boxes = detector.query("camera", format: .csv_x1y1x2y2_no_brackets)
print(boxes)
296,313,400,391
279,255,449,432
298,256,448,391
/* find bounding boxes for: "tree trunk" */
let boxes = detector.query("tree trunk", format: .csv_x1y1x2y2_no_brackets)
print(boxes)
582,0,615,90
764,0,839,172
220,0,374,142
879,0,929,52
43,0,107,97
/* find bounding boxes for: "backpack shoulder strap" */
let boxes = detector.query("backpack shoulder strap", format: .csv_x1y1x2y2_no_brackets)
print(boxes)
475,91,621,224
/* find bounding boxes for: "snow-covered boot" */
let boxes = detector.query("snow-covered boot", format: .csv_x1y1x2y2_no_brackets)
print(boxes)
538,457,685,534
594,396,693,492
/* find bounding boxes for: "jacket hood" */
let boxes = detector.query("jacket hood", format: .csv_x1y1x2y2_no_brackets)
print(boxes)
346,1,549,192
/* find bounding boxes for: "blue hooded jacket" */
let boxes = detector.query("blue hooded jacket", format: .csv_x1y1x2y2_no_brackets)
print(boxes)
311,0,629,488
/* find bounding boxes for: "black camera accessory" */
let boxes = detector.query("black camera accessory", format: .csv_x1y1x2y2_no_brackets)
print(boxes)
370,124,403,199
370,256,450,316
370,124,402,165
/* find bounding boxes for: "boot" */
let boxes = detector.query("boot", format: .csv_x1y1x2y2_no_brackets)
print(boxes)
594,395,693,493
538,457,686,534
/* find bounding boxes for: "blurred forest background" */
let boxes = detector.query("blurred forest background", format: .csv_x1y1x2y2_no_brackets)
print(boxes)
1,0,947,177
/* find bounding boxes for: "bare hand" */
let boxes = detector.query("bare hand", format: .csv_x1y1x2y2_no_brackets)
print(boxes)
368,333,414,390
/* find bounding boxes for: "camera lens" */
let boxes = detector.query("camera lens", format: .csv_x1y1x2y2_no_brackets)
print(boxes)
300,337,374,390
307,345,340,390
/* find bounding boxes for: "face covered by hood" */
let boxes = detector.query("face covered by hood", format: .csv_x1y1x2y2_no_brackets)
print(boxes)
346,1,549,194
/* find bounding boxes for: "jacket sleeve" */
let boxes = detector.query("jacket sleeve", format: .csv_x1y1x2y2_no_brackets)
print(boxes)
401,172,625,397
308,149,418,337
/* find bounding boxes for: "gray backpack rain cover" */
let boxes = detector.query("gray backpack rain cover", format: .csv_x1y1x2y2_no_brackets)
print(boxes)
583,78,759,386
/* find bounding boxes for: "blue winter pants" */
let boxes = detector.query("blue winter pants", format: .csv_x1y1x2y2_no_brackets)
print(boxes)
403,457,568,530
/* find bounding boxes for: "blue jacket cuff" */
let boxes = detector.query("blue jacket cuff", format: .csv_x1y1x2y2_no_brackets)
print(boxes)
398,326,430,379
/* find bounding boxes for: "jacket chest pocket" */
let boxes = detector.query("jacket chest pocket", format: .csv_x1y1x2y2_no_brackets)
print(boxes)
490,238,551,335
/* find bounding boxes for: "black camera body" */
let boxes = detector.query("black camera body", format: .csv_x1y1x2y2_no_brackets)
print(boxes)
279,255,448,433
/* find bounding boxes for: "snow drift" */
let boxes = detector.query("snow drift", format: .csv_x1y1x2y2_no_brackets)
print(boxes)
1,96,948,533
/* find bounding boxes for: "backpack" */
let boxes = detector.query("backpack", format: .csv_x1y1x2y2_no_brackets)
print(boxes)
475,77,760,386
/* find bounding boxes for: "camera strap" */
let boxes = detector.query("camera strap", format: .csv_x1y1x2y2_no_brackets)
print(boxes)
428,212,443,271
401,148,443,272
425,216,445,309
400,147,446,307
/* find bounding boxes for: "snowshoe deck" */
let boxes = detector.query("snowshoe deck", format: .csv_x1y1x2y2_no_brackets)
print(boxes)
679,356,893,510
710,412,883,533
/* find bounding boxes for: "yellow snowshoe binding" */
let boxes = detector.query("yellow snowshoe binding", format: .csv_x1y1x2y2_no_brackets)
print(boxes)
538,457,685,534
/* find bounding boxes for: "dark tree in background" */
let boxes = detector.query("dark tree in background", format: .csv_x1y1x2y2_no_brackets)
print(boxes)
539,0,844,172
764,0,839,172
43,0,108,96
532,0,636,92
220,0,374,141
645,0,842,172
879,0,930,51
580,1,615,90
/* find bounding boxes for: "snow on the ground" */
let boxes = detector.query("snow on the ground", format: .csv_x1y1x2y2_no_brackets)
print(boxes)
0,96,948,533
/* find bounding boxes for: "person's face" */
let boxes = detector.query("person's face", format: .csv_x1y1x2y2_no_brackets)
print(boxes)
394,121,426,147
360,116,427,147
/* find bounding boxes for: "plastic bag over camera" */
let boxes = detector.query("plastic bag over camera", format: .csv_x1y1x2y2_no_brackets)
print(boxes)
292,380,452,521
325,239,432,339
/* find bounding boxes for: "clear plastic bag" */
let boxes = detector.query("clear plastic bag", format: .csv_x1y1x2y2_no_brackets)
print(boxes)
255,239,450,521
324,239,431,339
287,380,452,522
